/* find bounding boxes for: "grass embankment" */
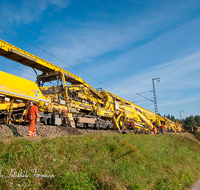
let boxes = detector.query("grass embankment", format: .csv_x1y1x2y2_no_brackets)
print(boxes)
0,133,200,189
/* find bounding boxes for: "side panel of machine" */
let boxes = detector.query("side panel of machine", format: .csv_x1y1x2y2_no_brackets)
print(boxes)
0,71,47,102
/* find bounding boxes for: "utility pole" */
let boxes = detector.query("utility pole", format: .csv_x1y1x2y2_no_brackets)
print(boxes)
180,111,184,120
135,78,160,124
152,78,160,115
135,78,160,114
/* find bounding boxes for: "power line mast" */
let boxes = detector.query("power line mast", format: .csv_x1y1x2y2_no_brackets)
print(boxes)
152,78,160,115
180,111,184,120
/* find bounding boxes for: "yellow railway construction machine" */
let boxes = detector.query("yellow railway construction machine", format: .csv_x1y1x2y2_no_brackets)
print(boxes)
0,39,178,133
163,117,183,133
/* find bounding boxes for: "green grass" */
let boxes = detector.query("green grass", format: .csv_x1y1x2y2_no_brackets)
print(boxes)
0,133,200,189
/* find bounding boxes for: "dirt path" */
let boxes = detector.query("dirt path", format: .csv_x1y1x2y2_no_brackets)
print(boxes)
188,179,200,190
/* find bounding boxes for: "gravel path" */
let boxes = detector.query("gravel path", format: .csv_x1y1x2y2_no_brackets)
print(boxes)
0,124,121,137
188,179,200,190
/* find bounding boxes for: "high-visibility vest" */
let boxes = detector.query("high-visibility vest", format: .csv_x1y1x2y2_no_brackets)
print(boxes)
26,105,39,120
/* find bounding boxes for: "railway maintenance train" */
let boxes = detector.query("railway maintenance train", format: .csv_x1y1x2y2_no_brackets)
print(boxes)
0,39,182,133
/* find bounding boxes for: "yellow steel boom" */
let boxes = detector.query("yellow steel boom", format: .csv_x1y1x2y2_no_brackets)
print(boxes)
0,39,103,99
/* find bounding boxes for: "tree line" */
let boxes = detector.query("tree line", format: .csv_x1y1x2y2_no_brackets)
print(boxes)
163,114,200,127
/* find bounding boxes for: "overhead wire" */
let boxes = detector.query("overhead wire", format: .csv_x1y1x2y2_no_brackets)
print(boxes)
94,0,157,105
0,25,143,104
0,61,35,76
94,0,152,74
0,12,145,105
94,0,182,113
0,12,112,81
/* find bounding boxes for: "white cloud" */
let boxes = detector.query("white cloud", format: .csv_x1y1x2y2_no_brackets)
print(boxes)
111,50,200,95
0,0,71,24
159,96,200,107
31,1,200,75
39,21,125,65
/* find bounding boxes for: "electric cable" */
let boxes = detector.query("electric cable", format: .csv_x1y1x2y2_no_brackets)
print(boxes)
0,12,145,105
94,0,182,114
0,61,35,76
0,12,112,81
0,26,142,104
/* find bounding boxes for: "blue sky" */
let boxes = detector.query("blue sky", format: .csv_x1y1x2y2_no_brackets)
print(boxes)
0,0,200,119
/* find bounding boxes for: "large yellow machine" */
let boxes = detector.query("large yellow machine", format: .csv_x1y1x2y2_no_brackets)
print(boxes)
0,39,181,132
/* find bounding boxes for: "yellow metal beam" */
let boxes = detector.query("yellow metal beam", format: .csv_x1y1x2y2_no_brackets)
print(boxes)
0,39,103,99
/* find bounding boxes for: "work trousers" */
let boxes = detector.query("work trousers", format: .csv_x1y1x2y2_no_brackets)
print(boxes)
28,119,36,137
162,129,165,134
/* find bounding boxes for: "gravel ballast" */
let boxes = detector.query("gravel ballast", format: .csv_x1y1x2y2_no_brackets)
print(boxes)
0,124,120,137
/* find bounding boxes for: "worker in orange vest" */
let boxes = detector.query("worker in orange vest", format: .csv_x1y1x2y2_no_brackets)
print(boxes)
25,100,39,137
162,125,166,134
160,125,165,134
153,126,156,134
130,122,135,129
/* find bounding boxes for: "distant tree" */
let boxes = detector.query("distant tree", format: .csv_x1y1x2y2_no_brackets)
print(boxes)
194,115,200,126
162,114,199,127
190,117,194,126
170,115,176,122
185,116,197,127
185,117,189,125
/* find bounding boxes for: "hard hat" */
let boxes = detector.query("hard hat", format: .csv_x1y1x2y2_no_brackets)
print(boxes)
28,100,33,105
